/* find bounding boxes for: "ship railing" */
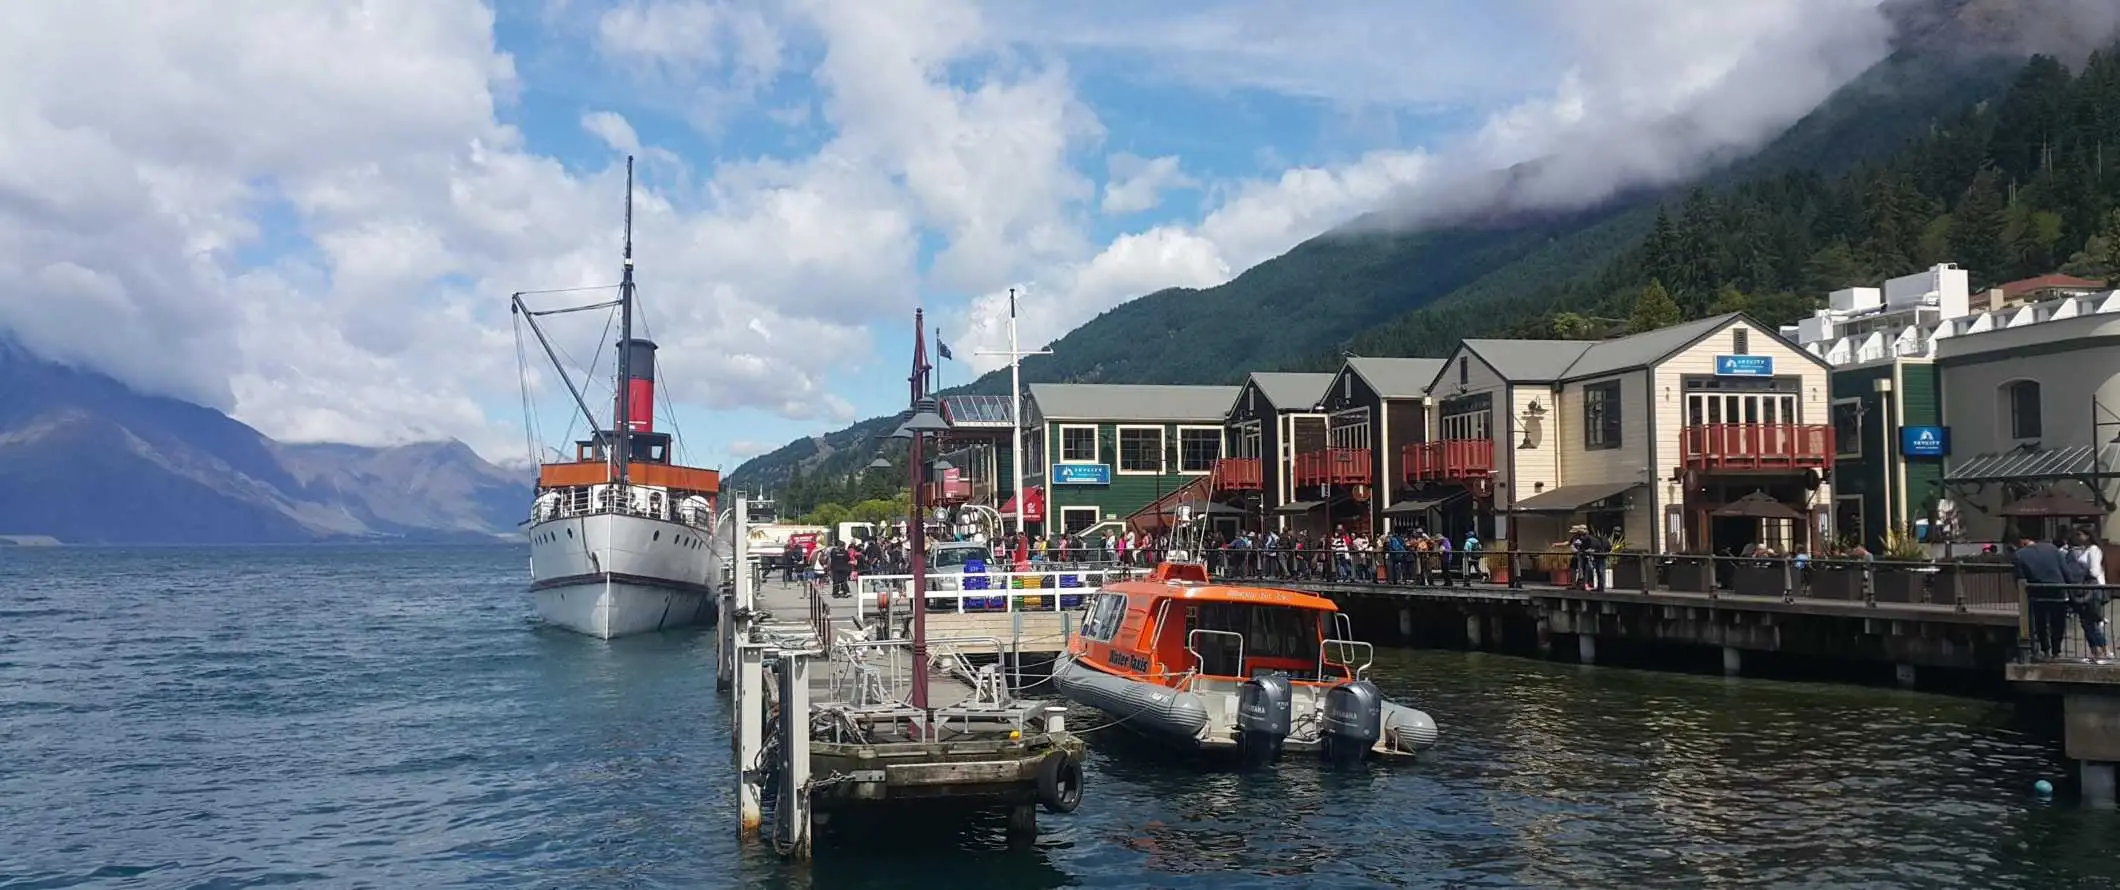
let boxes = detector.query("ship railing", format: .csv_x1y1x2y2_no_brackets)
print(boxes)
853,565,1150,619
1186,628,1246,680
528,481,716,528
1320,638,1374,682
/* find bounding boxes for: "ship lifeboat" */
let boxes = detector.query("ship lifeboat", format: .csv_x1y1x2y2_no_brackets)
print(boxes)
1052,562,1437,766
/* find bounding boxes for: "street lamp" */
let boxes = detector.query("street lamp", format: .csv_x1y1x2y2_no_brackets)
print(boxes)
889,310,949,738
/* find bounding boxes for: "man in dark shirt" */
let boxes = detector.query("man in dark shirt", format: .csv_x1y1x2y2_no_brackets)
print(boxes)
2015,534,2081,659
827,540,855,598
782,540,802,583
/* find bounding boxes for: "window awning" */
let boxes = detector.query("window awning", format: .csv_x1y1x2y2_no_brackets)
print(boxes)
1383,490,1471,515
1275,500,1325,514
1510,482,1641,514
1945,444,2120,483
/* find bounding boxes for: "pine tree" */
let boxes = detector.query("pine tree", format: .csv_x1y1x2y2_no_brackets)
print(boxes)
1629,279,1683,333
1950,168,2010,282
1708,283,1752,315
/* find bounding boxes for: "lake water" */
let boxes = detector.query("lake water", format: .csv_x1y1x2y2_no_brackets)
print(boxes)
4,545,2116,889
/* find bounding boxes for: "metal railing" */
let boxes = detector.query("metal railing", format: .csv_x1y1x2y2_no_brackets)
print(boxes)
1402,439,1494,482
1678,423,1834,471
1198,547,2022,612
529,481,716,528
1292,448,1372,486
1321,638,1373,681
2018,581,2120,664
1186,628,1246,679
854,565,1150,619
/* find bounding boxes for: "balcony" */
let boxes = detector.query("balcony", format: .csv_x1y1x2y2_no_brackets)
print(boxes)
923,476,972,504
1292,448,1371,487
1402,439,1495,482
1680,424,1834,472
1212,457,1262,492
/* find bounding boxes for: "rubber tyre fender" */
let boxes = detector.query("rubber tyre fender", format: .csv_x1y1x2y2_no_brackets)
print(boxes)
1035,750,1083,814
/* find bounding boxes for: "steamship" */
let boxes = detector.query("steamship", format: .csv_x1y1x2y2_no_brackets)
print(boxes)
517,156,723,639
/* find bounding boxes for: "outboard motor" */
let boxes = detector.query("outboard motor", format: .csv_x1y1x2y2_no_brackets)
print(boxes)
1321,679,1384,767
1236,673,1293,769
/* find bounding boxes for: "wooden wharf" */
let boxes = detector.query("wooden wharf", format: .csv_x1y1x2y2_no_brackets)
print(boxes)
715,499,1087,860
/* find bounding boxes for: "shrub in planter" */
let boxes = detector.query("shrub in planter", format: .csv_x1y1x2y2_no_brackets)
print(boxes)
1807,560,1865,600
1731,559,1791,596
1664,555,1715,592
1874,527,1933,604
1536,548,1576,586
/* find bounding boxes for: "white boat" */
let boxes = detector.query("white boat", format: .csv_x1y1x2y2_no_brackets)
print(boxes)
516,156,723,639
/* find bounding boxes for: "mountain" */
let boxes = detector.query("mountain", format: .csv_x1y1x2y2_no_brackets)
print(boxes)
729,4,2116,513
0,341,527,544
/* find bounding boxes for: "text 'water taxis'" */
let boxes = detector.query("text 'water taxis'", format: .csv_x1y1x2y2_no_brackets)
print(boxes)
1052,562,1438,766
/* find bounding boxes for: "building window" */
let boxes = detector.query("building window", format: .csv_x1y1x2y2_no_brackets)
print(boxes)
1177,426,1222,473
1458,356,1469,385
1058,424,1099,463
1059,506,1100,535
1582,380,1623,450
1328,411,1372,450
1733,328,1749,354
1342,374,1351,401
1116,426,1165,474
1440,410,1489,441
1831,399,1863,459
2005,380,2042,440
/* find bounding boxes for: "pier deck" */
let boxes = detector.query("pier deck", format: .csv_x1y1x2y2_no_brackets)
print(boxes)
724,546,1087,859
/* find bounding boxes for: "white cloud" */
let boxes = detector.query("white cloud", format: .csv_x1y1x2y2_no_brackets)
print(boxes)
726,438,774,458
1101,153,1198,215
0,0,1949,470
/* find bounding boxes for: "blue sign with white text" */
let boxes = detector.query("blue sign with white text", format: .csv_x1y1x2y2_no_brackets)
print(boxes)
1900,426,1949,458
1714,355,1774,376
1051,463,1112,485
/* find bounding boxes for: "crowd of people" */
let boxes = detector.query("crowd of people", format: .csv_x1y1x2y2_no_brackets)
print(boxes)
1198,525,1491,586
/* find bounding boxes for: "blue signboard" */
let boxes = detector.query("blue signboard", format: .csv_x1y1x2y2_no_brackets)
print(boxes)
1714,355,1774,376
1900,426,1949,458
1051,463,1111,485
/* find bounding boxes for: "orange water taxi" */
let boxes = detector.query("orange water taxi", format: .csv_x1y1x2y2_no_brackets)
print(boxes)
1053,562,1438,765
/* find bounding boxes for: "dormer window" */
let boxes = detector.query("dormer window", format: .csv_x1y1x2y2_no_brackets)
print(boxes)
1732,328,1749,354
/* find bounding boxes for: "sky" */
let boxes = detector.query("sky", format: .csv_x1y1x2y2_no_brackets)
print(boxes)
0,0,1911,472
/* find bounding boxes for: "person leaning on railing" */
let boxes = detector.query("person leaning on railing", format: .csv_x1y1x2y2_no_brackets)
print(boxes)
2016,532,2099,662
2070,526,2111,663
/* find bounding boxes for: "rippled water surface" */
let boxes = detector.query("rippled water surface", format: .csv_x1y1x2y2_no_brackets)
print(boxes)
5,546,2118,889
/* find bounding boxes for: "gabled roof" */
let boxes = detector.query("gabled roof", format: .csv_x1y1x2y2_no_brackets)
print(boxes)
1247,372,1334,412
1449,313,1809,385
1027,383,1239,423
1459,339,1593,383
1345,357,1448,399
1999,273,2104,299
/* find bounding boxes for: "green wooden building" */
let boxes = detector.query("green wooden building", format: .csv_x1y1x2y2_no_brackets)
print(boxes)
1022,383,1240,538
1827,359,1944,550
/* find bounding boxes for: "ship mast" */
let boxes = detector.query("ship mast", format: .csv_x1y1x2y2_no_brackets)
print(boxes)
613,155,636,484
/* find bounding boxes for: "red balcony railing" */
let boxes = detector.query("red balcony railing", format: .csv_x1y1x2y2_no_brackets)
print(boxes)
1292,448,1371,487
1680,424,1834,471
924,477,972,504
1402,439,1495,482
1212,457,1262,491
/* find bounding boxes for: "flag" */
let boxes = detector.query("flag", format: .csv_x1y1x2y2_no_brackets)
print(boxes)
937,339,953,360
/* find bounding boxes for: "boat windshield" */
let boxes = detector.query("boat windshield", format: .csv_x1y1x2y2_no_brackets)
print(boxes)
1185,601,1325,672
931,546,992,569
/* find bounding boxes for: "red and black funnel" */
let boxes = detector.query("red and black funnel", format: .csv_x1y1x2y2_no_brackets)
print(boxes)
618,338,656,433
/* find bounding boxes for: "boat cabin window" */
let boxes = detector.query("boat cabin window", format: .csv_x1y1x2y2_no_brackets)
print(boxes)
1183,602,1324,675
1080,593,1127,642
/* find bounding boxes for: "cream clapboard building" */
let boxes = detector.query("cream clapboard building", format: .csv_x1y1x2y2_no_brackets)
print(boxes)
1392,313,1835,555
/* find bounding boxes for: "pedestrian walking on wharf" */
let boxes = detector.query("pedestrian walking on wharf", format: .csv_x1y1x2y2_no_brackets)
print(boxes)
2017,533,2089,660
826,539,855,598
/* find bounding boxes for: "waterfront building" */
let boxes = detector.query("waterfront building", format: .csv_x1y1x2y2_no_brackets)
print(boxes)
1295,358,1446,536
1784,262,2120,547
1935,310,2120,544
933,393,1024,527
1021,383,1239,538
1405,313,1833,555
1212,371,1335,536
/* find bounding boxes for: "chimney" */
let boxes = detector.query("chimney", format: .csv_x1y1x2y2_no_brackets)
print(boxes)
618,338,657,433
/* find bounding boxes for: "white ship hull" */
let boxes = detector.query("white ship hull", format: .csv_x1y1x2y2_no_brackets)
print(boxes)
527,511,720,639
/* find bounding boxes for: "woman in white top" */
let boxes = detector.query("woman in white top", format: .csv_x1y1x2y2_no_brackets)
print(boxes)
2070,527,2109,663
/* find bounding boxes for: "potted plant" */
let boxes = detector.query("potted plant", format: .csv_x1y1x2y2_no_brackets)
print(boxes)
1536,546,1576,587
1485,540,1511,584
1935,550,2014,609
1873,527,1931,604
1808,538,1866,600
1731,551,1792,597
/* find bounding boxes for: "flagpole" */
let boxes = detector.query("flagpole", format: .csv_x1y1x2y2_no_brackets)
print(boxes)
934,327,942,391
978,288,1052,536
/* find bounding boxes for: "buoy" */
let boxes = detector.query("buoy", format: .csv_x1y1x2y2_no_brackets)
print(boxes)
2034,779,2055,798
1009,730,1022,740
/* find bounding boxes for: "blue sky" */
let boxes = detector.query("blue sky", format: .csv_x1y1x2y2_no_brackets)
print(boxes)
0,0,1905,473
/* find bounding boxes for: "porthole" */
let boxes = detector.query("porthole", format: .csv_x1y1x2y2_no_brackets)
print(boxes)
654,530,662,542
566,528,574,539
